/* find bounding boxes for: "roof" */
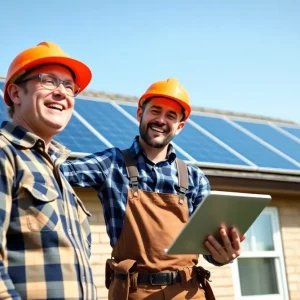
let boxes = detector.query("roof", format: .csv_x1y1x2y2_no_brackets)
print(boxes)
1,76,300,185
0,75,295,125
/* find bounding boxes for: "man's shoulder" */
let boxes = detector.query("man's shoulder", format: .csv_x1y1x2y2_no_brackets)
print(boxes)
0,132,14,149
0,134,18,170
185,162,206,176
185,162,209,183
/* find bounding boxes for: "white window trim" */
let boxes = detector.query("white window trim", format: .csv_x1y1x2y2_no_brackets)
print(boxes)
232,207,289,300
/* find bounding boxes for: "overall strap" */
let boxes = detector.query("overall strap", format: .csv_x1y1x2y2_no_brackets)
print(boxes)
121,149,139,193
175,159,189,203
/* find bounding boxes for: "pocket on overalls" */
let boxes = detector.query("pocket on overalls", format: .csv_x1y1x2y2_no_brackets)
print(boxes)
106,259,137,300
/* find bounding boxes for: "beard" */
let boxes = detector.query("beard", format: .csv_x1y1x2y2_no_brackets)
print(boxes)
139,120,174,149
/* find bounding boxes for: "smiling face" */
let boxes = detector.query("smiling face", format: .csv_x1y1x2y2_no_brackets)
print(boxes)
7,64,75,141
137,97,185,149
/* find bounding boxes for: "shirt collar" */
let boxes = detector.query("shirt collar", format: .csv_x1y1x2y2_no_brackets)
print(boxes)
0,121,71,158
129,136,177,163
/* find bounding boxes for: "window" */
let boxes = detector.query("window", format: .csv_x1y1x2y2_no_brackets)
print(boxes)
233,207,289,300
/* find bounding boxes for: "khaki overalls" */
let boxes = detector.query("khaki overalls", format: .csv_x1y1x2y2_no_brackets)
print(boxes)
106,150,215,300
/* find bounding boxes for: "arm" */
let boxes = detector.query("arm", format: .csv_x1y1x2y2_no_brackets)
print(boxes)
0,150,22,299
60,150,116,188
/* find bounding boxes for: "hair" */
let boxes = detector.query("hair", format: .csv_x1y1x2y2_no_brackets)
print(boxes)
7,106,14,119
141,97,186,121
7,76,29,118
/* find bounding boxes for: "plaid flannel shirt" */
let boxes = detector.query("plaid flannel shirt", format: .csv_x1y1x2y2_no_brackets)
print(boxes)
0,121,96,300
61,136,221,266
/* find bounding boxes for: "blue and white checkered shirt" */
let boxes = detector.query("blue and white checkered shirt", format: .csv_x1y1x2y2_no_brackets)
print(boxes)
61,136,220,265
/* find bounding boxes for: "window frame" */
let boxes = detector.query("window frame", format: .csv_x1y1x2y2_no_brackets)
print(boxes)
232,207,289,300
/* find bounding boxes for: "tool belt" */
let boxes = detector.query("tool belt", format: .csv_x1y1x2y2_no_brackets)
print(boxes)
113,271,181,285
105,259,215,300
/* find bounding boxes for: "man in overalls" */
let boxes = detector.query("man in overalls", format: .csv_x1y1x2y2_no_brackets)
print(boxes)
61,78,244,299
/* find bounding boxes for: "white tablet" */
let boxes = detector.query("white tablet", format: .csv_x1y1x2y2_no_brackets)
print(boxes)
165,191,272,255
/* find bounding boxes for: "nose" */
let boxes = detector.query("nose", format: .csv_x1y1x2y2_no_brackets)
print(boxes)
53,83,67,98
154,112,167,124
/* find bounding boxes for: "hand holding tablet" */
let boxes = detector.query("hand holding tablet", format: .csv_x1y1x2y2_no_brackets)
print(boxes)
205,226,246,264
165,191,272,255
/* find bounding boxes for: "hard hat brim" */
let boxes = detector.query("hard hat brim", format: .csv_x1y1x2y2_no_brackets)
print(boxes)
4,56,91,105
139,94,191,121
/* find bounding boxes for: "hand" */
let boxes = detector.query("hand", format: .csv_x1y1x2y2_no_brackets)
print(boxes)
204,227,246,264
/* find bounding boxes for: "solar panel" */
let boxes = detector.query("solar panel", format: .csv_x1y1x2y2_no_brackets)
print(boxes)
173,122,249,165
0,81,107,153
189,114,299,170
75,99,139,150
2,79,300,172
0,82,9,121
119,103,137,118
120,103,249,166
280,125,300,140
55,116,108,153
235,120,300,164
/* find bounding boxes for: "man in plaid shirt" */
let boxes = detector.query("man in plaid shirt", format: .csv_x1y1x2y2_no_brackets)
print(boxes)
0,42,96,299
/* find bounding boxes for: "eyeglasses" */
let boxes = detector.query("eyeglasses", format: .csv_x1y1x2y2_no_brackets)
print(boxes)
16,73,80,97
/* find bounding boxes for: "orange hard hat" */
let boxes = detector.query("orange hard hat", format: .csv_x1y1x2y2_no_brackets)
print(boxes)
138,78,191,121
4,41,92,105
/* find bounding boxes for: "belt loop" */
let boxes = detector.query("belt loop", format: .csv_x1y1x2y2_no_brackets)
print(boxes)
130,272,138,291
171,271,177,285
182,267,193,288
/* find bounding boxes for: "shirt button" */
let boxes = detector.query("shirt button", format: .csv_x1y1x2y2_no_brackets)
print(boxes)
82,276,86,281
68,229,72,235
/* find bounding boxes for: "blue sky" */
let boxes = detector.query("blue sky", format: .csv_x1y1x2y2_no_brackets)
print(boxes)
1,1,299,123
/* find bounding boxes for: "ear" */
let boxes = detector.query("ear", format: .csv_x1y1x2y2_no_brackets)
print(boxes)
137,107,143,122
174,121,185,136
6,84,22,105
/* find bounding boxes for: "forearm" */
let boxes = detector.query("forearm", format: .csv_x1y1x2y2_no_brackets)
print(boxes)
61,156,105,188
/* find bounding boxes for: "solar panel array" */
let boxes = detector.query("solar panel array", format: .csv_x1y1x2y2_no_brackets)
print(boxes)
1,79,300,173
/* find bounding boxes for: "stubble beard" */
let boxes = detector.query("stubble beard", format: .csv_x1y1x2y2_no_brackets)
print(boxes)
139,121,174,149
